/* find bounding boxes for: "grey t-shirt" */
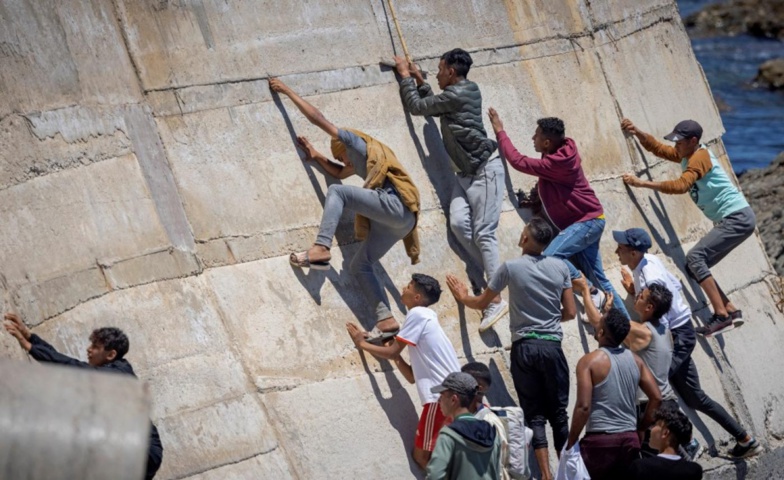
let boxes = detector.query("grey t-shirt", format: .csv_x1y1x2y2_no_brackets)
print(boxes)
337,129,368,179
488,254,571,342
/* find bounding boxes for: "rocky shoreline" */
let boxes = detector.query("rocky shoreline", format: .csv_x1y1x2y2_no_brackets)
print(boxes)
685,0,784,40
738,153,784,275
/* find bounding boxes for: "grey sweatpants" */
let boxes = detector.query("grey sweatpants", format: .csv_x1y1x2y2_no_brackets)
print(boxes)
686,206,756,282
316,184,415,322
449,157,505,289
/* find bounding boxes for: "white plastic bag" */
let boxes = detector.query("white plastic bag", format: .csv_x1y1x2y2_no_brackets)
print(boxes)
555,442,590,480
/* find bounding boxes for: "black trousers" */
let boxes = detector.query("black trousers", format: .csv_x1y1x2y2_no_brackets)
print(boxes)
145,424,164,480
510,338,569,451
669,324,746,440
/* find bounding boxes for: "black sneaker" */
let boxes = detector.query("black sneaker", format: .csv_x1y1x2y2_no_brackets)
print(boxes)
730,310,744,328
682,438,704,461
696,314,734,337
730,438,762,458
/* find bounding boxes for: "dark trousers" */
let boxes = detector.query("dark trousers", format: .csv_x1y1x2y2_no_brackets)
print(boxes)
580,431,641,480
510,338,569,451
669,324,746,439
146,425,164,480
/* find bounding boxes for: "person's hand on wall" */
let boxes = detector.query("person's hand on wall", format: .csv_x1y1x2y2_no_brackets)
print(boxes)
268,77,292,96
393,55,410,78
621,118,639,136
620,268,635,295
445,274,469,304
3,313,32,351
622,173,643,188
296,136,318,161
345,323,368,348
487,108,504,135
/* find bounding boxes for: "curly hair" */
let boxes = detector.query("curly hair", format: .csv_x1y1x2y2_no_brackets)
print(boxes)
604,308,631,346
441,48,473,78
537,117,566,142
90,327,130,359
655,404,693,448
646,283,673,323
411,273,442,306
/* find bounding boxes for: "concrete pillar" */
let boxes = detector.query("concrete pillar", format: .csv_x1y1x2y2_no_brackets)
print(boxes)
0,360,150,480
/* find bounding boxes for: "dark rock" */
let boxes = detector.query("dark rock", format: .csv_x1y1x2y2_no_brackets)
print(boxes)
739,152,784,274
754,58,784,89
684,0,784,40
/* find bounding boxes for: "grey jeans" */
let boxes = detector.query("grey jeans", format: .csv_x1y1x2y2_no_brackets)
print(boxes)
686,206,756,282
449,156,505,289
316,184,415,322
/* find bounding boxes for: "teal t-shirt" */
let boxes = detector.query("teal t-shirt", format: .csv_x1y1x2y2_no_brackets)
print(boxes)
683,147,749,223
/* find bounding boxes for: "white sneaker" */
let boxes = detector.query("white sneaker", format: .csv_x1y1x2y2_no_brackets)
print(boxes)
590,288,607,311
479,300,509,332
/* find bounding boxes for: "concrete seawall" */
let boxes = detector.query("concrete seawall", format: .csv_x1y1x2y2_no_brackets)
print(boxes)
1,1,783,478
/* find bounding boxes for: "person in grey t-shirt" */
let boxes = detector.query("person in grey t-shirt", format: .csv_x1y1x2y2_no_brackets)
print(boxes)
447,217,576,480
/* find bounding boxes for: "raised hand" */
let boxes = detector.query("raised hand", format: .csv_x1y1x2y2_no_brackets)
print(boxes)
488,108,504,134
445,274,469,303
296,136,317,161
409,60,424,83
393,55,410,77
621,118,638,136
345,322,368,348
622,173,643,187
268,77,291,96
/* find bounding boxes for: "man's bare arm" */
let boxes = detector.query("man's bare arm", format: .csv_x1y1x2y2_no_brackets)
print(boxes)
566,354,595,449
636,355,662,430
561,287,577,321
270,78,339,138
446,274,497,311
394,355,415,384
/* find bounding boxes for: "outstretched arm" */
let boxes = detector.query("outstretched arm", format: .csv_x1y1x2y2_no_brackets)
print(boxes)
622,149,712,194
4,313,90,367
269,78,339,138
561,287,577,321
446,274,497,311
296,136,355,180
572,276,605,328
621,118,679,163
346,323,406,360
395,57,460,117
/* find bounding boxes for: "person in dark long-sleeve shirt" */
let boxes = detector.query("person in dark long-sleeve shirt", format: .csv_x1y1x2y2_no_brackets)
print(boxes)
395,48,508,333
487,109,628,317
4,313,164,479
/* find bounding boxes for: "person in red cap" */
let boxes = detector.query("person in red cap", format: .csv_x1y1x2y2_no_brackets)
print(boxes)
620,118,755,337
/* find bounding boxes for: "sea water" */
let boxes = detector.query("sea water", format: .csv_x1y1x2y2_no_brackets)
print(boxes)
678,0,784,173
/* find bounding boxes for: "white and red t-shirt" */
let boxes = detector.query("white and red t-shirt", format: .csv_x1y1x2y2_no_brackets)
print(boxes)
396,306,461,405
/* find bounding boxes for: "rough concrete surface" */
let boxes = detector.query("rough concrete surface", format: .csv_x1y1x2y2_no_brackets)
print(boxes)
1,1,783,478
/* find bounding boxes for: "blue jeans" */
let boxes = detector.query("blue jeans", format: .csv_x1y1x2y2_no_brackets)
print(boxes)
543,218,628,316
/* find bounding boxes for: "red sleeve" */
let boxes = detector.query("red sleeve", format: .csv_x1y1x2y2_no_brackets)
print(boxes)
497,131,561,181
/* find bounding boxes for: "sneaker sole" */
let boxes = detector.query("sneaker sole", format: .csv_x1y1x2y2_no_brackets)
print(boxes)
734,444,763,459
479,303,509,333
733,319,744,328
705,323,735,338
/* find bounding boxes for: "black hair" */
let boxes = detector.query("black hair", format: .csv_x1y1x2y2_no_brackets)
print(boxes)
603,308,631,346
411,273,442,306
654,404,693,448
527,217,554,247
452,388,477,408
441,48,473,78
462,362,492,388
646,283,673,323
90,327,129,359
536,117,566,142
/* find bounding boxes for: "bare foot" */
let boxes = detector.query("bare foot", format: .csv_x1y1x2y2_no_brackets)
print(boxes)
376,316,400,333
307,244,331,263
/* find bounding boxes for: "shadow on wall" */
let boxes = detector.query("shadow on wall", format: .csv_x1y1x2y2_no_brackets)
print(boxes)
359,353,424,479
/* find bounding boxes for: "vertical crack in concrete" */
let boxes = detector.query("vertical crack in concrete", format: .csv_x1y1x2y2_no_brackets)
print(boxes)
111,0,147,94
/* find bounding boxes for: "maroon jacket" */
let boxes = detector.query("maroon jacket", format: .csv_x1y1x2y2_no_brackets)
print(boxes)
498,131,603,230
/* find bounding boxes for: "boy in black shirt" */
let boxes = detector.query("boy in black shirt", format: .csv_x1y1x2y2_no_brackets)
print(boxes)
628,405,702,480
4,313,163,479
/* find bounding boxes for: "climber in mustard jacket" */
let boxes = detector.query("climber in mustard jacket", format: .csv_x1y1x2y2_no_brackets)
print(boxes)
270,78,421,344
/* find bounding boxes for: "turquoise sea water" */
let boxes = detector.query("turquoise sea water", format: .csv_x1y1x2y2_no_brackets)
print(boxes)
677,0,784,172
